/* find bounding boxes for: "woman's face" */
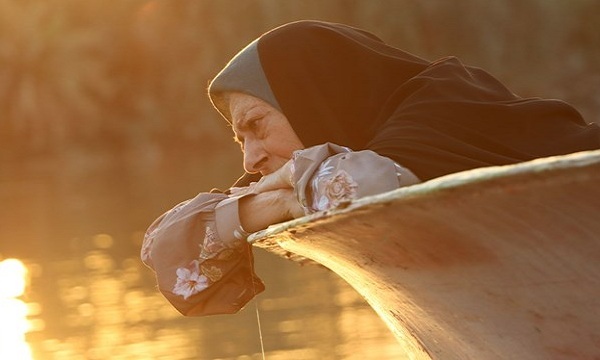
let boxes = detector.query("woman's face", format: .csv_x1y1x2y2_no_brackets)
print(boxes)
228,92,304,175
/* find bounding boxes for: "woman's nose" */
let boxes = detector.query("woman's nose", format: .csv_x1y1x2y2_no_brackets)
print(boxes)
243,140,268,173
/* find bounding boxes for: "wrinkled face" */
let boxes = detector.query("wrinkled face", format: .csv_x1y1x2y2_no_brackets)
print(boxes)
229,92,304,175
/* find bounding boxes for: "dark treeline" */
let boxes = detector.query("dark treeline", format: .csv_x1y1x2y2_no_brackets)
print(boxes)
1,0,599,201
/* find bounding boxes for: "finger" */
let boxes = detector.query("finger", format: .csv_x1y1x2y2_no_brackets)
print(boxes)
229,187,248,195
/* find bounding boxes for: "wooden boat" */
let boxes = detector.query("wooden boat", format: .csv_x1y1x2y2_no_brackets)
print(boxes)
249,150,600,359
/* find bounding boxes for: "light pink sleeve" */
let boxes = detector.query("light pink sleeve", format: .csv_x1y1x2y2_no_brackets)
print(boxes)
140,192,263,316
292,143,421,214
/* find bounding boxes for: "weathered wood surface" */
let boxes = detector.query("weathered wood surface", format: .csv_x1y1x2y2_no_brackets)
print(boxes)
249,150,600,360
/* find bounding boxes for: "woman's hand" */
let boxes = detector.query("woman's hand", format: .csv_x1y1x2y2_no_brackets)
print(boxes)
255,159,294,191
230,159,302,233
229,159,294,196
238,188,303,233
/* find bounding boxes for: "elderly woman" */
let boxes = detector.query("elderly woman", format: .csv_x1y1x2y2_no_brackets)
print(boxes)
141,20,600,316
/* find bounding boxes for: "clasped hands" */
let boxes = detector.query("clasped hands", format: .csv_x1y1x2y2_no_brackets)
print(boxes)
230,160,304,233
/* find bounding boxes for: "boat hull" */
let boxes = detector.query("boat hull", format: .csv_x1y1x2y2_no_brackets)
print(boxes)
250,150,600,359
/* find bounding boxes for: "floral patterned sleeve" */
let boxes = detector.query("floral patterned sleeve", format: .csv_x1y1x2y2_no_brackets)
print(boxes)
140,192,264,316
141,143,419,317
291,143,421,214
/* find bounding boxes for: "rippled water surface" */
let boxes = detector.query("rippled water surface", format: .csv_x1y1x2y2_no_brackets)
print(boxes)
0,167,407,360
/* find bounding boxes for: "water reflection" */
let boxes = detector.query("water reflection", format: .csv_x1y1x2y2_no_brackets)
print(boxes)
6,234,406,359
0,259,33,360
1,158,406,358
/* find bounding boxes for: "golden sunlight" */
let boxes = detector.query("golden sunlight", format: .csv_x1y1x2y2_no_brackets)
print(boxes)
0,258,27,297
0,259,33,360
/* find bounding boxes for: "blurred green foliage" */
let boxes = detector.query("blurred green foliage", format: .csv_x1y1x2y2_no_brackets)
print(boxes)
1,0,599,163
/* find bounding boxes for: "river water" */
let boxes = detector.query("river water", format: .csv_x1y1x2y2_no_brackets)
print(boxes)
0,149,407,360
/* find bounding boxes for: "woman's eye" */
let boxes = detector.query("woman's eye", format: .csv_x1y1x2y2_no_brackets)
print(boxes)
248,118,266,138
247,117,261,130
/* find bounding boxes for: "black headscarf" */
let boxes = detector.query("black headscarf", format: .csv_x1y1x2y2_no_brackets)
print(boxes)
210,20,600,182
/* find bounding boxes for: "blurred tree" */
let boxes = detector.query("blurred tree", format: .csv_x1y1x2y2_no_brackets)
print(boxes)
0,0,116,152
0,0,598,166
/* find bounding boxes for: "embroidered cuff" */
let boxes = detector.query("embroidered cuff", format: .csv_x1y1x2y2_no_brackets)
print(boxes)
292,142,421,213
215,196,251,244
